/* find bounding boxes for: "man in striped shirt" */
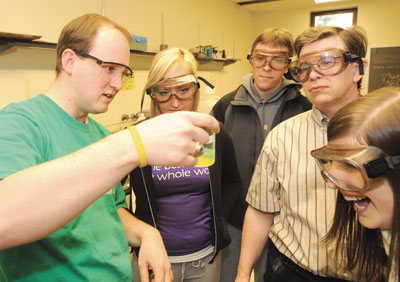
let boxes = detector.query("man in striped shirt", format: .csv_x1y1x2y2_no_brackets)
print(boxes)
236,26,368,281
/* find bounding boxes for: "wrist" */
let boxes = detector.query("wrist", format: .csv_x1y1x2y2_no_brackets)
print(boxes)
127,125,148,167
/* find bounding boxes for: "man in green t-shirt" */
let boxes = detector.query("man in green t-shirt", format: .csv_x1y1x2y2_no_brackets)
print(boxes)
0,14,219,282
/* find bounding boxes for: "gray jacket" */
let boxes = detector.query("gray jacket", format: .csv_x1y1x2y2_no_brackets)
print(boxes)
211,76,312,228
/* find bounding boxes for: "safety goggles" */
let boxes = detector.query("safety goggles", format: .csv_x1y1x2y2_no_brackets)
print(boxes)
247,51,290,71
74,49,133,86
311,145,400,192
289,49,363,83
146,74,213,103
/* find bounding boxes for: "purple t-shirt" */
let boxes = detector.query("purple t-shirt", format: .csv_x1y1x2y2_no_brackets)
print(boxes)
152,166,212,256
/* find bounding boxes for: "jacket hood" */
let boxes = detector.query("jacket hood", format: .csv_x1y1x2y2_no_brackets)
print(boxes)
241,73,301,105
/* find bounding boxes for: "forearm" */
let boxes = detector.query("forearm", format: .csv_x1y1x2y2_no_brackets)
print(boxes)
118,208,159,247
0,129,138,250
236,206,274,280
0,111,220,250
119,208,172,282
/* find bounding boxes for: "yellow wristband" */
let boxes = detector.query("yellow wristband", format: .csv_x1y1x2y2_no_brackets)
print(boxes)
127,125,148,167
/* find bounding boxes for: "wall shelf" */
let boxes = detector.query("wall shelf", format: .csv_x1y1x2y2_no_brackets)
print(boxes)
0,38,237,71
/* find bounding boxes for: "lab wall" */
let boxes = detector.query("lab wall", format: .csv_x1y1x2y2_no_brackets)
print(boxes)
0,0,253,129
252,0,400,95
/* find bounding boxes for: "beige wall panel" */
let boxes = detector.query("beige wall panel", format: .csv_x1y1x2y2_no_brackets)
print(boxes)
252,0,400,95
0,0,253,129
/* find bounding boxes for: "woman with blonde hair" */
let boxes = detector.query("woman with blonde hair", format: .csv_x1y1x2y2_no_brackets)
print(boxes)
129,47,241,282
311,87,400,282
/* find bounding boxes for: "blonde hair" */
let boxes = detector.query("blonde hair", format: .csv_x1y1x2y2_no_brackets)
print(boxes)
144,47,199,117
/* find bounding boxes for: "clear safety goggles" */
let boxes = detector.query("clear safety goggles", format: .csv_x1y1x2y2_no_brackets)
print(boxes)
74,49,133,86
247,51,290,71
289,49,363,82
311,145,400,192
146,74,213,103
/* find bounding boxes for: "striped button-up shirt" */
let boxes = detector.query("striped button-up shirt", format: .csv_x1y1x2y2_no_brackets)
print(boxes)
247,107,358,280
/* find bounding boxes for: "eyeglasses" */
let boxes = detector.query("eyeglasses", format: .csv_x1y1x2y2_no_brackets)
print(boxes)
311,145,400,192
146,74,214,103
247,51,290,71
289,49,363,83
149,83,198,103
73,49,133,86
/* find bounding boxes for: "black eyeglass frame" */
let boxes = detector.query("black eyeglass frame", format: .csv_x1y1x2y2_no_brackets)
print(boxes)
73,49,133,77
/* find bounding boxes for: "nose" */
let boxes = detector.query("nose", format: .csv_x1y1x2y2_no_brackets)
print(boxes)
109,74,123,91
262,59,272,71
308,66,321,81
170,94,181,107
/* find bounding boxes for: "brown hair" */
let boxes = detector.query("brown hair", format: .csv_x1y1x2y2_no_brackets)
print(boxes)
294,26,368,90
250,28,294,57
55,13,131,76
325,87,400,282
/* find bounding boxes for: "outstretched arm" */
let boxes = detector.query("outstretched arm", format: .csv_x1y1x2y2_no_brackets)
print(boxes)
0,111,219,250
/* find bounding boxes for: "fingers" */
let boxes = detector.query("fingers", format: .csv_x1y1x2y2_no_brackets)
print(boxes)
141,262,172,282
181,111,220,134
152,265,173,282
134,111,218,167
138,263,150,282
164,267,173,282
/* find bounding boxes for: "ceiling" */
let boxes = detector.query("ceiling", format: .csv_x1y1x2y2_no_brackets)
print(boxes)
231,0,360,13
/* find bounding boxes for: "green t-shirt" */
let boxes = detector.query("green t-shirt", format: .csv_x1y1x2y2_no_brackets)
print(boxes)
0,95,132,281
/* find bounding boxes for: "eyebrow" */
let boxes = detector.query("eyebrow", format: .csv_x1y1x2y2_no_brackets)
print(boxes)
73,49,133,76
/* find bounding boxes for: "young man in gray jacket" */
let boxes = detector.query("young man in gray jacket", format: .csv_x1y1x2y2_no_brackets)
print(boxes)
211,28,311,282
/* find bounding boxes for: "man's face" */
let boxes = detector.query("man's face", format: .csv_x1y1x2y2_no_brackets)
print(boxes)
251,43,289,98
299,36,362,118
71,25,131,119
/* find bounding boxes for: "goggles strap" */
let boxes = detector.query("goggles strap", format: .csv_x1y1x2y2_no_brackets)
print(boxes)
140,91,145,115
197,76,214,89
343,52,364,75
389,155,400,168
364,155,400,178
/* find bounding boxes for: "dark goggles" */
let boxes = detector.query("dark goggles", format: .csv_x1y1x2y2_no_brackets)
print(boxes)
289,49,363,82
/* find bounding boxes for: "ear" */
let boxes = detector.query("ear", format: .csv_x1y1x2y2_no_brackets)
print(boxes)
61,48,76,75
353,58,368,84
